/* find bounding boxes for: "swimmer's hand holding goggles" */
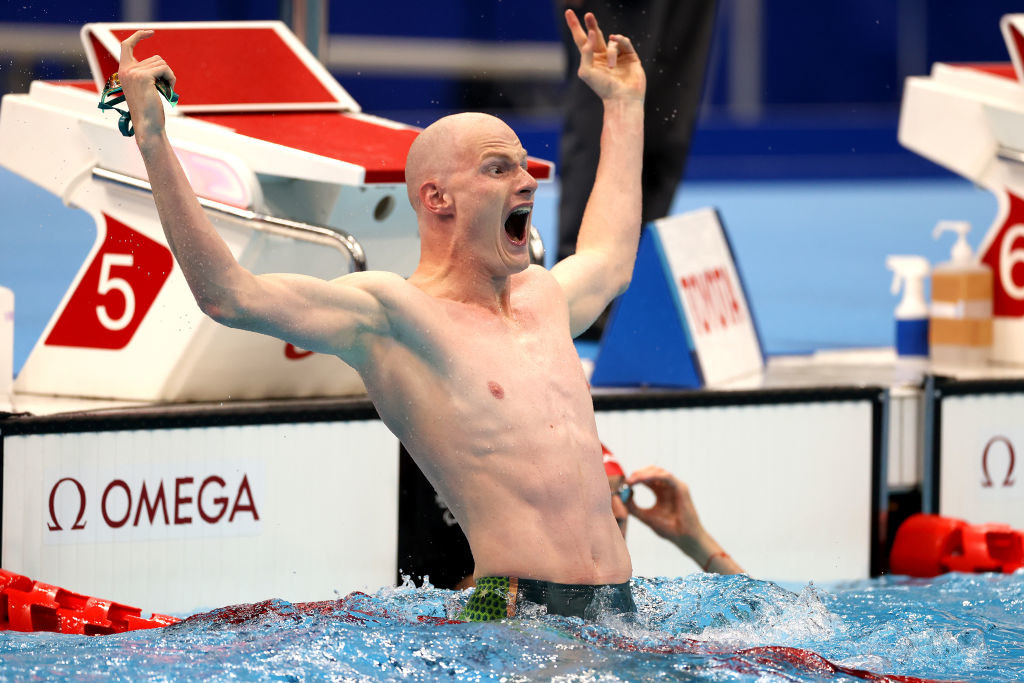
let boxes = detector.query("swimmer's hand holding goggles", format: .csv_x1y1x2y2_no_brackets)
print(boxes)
97,72,179,137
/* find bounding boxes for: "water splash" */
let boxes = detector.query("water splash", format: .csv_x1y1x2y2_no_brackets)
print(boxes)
0,573,1021,681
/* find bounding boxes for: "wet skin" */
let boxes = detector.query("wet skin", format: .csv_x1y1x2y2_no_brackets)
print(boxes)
117,10,645,585
352,114,631,583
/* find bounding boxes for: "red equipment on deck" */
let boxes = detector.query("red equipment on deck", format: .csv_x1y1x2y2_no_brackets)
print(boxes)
889,514,1024,577
0,568,179,635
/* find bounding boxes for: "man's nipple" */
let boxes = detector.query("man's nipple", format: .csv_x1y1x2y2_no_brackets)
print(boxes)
488,381,505,399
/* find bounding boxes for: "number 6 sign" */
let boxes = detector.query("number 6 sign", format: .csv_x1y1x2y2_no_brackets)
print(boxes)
981,191,1024,317
46,214,173,350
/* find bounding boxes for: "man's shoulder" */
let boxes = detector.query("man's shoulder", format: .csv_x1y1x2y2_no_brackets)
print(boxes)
336,270,417,299
512,264,568,299
330,270,434,325
336,269,408,287
514,264,560,288
509,266,573,311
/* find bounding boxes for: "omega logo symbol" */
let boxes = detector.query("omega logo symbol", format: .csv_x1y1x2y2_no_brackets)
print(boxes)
47,477,88,531
45,474,260,533
981,436,1016,488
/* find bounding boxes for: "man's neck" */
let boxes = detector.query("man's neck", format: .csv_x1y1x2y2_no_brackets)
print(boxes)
409,258,515,317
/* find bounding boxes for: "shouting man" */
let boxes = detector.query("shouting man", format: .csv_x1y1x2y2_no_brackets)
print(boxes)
118,10,645,621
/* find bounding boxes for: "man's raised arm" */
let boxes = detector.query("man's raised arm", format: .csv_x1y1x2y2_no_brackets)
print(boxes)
117,31,395,365
550,11,645,337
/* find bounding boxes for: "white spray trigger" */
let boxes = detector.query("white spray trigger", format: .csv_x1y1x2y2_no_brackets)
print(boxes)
886,255,930,320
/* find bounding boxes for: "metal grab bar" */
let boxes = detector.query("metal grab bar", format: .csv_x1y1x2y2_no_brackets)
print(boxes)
528,225,545,266
92,167,367,272
997,146,1024,167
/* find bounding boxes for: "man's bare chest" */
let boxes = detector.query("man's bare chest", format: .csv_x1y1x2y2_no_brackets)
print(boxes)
431,307,590,419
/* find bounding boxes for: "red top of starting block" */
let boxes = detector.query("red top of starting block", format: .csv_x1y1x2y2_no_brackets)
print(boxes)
74,22,555,183
81,22,359,113
57,80,553,183
189,112,552,183
955,63,1019,82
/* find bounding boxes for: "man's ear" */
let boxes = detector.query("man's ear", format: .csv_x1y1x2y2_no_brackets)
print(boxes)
420,181,454,216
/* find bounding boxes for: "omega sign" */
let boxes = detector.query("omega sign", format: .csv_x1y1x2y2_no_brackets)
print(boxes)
43,464,263,545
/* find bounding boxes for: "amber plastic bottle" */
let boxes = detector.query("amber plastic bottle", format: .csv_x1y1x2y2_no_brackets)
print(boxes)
929,221,993,366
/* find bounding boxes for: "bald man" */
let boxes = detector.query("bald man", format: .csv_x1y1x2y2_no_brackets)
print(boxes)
118,11,645,621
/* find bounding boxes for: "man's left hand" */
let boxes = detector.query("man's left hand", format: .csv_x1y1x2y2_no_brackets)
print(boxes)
565,10,646,103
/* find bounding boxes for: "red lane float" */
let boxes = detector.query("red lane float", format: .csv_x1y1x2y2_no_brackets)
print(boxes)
0,568,179,635
889,514,1024,577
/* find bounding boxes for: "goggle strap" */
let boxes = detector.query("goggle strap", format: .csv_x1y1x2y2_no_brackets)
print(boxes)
97,73,179,138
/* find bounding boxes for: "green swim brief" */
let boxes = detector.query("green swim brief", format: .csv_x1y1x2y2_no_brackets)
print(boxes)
459,576,636,621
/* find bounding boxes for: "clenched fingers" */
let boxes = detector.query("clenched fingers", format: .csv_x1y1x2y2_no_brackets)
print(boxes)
135,55,176,91
611,33,637,59
626,465,674,487
606,37,619,69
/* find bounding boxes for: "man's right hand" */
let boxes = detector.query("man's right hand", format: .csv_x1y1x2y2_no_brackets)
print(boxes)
118,30,176,142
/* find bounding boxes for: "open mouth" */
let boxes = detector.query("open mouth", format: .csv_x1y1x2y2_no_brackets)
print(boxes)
504,207,531,245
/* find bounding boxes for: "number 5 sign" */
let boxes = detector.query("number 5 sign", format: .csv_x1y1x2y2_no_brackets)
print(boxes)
46,215,173,350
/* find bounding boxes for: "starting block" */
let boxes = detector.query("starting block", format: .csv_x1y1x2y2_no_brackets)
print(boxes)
899,14,1024,365
0,21,554,402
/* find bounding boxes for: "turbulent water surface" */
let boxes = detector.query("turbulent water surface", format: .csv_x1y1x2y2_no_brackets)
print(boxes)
1,572,1021,681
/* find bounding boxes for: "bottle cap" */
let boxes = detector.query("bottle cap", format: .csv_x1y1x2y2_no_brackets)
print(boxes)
933,220,973,264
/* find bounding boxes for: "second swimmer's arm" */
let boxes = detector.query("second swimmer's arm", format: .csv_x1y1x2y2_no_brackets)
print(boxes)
626,466,746,575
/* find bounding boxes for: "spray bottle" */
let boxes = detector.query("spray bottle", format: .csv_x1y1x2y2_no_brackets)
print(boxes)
930,221,993,367
887,256,930,357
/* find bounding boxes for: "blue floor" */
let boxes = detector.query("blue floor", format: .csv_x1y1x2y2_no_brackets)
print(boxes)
0,166,997,375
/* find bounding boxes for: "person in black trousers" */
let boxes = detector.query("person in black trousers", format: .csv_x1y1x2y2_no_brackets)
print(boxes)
556,0,718,270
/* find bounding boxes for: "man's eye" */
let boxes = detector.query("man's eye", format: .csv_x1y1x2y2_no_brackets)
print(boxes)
488,166,504,175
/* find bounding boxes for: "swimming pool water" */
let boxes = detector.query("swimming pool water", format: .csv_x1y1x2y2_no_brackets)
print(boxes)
1,572,1021,681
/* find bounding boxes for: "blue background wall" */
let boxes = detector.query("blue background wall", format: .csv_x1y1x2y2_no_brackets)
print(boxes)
0,1,1015,370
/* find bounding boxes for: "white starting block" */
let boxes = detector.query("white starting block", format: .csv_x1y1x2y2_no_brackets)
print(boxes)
899,14,1024,366
0,21,554,402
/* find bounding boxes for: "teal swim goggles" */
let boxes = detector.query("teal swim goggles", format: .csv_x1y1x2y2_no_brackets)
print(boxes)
97,72,179,137
613,481,633,504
